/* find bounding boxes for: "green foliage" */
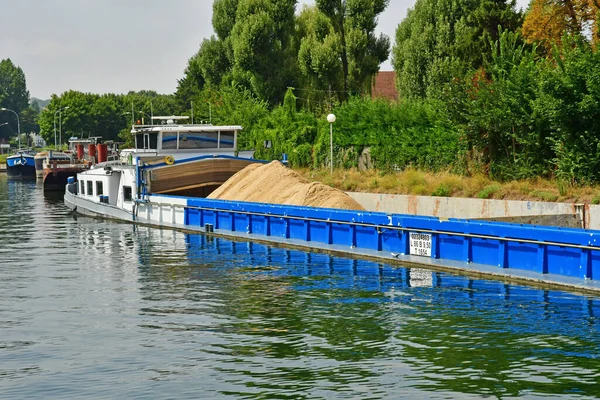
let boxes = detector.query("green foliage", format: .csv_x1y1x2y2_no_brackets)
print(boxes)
0,58,31,139
477,184,501,199
536,37,600,184
459,31,600,184
309,96,461,171
197,37,231,88
37,91,177,148
0,59,29,113
290,143,313,167
227,0,299,105
19,107,39,135
297,7,343,96
530,190,558,202
432,183,451,197
213,0,240,40
232,87,318,166
393,0,522,99
176,52,206,108
557,179,569,196
309,0,390,99
461,29,547,181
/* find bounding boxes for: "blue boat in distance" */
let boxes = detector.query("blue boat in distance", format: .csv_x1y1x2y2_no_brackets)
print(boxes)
7,149,36,180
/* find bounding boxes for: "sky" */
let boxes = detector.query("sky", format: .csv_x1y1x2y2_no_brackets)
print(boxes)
1,0,529,100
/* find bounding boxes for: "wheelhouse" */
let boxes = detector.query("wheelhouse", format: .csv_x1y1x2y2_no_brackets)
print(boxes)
131,116,241,153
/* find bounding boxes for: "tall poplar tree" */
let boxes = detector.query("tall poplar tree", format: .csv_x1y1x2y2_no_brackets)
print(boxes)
392,0,522,99
228,0,299,104
306,0,390,99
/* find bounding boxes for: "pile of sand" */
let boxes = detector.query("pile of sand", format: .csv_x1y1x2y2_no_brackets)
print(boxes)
208,161,365,210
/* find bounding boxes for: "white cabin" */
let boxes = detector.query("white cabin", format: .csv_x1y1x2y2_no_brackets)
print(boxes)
75,164,137,211
119,117,253,163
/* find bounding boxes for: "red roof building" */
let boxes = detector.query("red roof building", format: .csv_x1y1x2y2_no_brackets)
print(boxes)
371,71,398,101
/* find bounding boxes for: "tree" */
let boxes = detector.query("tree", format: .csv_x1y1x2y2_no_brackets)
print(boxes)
38,91,100,145
0,58,29,113
20,107,40,136
176,0,241,107
535,36,600,183
176,0,298,106
197,36,231,88
228,0,299,104
309,0,390,99
37,91,171,146
522,0,600,50
176,55,205,109
462,29,544,180
393,0,522,99
297,5,343,106
213,0,240,41
0,58,30,139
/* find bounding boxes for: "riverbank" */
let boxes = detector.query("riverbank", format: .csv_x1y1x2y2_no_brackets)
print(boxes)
297,167,600,205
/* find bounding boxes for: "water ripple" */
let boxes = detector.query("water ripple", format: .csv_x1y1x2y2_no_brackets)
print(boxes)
0,177,600,398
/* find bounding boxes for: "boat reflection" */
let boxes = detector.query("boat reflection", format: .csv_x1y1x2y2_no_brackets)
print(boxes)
144,233,600,397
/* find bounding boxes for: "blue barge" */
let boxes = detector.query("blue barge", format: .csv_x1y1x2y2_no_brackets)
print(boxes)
62,118,600,294
183,197,600,292
67,173,600,294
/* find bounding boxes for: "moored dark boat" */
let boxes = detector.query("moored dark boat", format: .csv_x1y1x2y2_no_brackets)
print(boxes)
7,150,36,180
43,159,89,191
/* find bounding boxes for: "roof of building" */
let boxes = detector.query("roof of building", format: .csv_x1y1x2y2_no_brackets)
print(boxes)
371,71,398,101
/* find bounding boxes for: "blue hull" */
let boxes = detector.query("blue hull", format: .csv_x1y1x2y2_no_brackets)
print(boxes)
175,197,600,292
6,154,36,180
65,155,600,293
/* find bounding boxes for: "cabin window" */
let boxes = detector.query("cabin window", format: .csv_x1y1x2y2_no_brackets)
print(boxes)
96,181,103,196
87,181,93,196
135,134,143,149
80,180,85,195
161,132,178,150
178,131,218,149
123,186,133,202
150,134,157,149
219,131,235,149
135,133,157,150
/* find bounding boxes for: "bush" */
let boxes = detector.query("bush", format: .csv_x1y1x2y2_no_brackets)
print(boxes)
477,184,501,199
432,184,451,197
289,143,313,167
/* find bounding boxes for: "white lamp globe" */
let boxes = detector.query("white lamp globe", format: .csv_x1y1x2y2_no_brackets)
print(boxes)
327,113,336,123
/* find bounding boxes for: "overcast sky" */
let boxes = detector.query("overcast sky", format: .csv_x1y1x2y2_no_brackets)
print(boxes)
0,0,529,100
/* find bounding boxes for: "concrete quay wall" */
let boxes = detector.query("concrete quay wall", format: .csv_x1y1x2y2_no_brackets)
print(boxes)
347,192,600,230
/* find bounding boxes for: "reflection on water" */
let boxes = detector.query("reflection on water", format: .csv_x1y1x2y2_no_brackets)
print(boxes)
0,176,599,399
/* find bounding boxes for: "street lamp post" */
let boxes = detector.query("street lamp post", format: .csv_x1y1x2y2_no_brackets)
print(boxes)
327,113,336,175
138,111,150,125
1,108,21,149
54,106,69,148
0,122,7,154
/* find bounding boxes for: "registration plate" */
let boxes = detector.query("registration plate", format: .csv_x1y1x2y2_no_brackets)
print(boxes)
409,232,432,257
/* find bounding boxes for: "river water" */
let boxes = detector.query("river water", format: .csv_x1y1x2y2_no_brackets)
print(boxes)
1,175,599,399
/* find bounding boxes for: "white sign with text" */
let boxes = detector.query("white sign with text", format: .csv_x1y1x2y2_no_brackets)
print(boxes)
409,232,432,257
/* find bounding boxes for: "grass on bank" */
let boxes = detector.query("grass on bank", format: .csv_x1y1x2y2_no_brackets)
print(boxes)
296,167,600,204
